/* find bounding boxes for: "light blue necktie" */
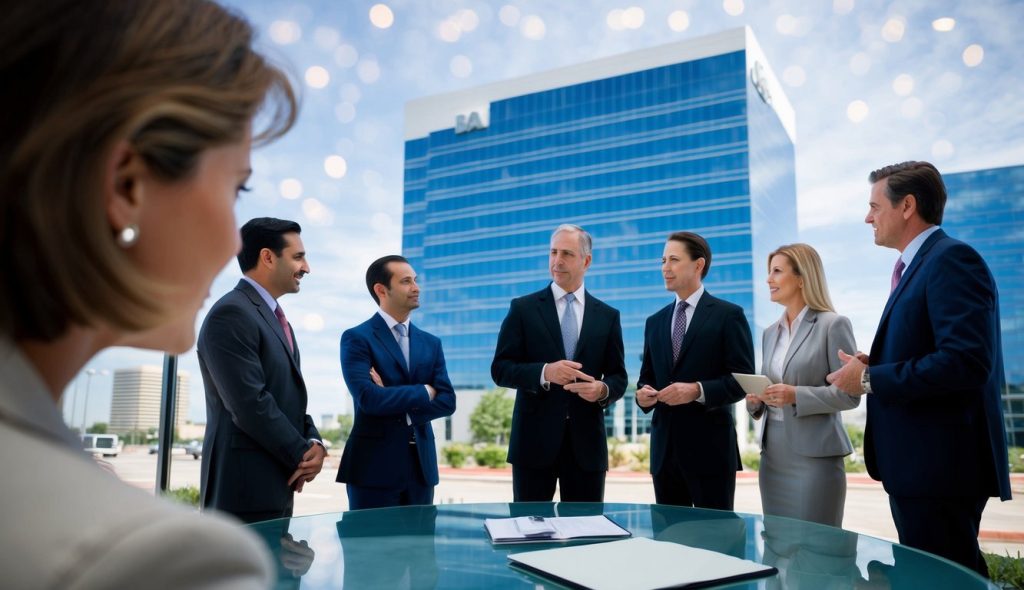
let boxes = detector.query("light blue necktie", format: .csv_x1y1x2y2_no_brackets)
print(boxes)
561,293,578,360
394,323,410,368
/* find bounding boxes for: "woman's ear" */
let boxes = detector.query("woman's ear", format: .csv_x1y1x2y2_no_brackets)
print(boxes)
104,140,147,238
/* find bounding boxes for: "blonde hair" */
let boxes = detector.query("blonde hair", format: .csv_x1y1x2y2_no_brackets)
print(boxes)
0,0,298,341
767,243,835,313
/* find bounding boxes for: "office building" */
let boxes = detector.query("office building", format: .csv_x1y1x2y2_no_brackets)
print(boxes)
943,163,1024,445
403,27,797,439
108,366,190,435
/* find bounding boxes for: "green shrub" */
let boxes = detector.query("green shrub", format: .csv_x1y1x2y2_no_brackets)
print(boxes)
442,443,472,468
985,551,1024,590
608,438,629,468
1008,447,1024,473
844,455,867,473
167,485,200,507
631,444,650,472
473,444,508,468
845,423,865,450
741,450,760,472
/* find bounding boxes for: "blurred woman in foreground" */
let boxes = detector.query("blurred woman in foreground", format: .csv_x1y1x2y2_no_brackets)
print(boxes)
746,244,859,527
0,1,296,587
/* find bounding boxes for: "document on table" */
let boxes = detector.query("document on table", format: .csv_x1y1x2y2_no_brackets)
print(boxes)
484,515,631,544
508,537,777,589
732,373,773,396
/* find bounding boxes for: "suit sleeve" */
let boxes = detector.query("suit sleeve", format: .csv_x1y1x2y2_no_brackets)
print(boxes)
599,307,627,406
637,315,656,415
700,306,755,409
409,337,457,425
199,304,309,469
794,315,861,416
491,299,545,394
341,329,436,416
871,243,999,405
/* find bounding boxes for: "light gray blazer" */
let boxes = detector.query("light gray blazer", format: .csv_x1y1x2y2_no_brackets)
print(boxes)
749,310,859,457
0,340,273,589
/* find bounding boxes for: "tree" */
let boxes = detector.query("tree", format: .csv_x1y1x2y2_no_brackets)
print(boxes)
88,422,108,434
470,388,514,444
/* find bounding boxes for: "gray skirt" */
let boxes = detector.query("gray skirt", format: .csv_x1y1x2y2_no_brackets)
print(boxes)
759,418,847,527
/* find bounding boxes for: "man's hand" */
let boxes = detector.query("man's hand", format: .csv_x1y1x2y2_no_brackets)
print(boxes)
826,349,868,395
745,393,764,414
279,533,315,578
565,379,607,402
288,442,327,489
657,382,700,406
543,360,593,386
369,366,383,386
636,384,659,408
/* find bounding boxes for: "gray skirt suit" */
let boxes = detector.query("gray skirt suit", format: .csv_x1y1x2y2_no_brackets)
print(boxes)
748,310,859,527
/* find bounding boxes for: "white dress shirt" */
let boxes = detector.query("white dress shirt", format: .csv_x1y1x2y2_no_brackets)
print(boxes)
767,306,809,421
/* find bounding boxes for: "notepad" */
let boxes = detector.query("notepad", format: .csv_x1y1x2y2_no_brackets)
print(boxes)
484,515,631,544
508,537,777,589
732,373,773,396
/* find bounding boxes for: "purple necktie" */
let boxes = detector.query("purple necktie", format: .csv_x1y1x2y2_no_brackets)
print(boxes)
672,300,689,363
274,305,294,353
890,258,906,293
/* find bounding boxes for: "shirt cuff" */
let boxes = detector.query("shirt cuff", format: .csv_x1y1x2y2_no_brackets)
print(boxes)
309,439,326,453
695,382,706,405
540,363,550,390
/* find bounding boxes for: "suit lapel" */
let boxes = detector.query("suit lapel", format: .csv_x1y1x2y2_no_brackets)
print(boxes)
408,323,426,375
762,319,780,374
877,229,944,331
674,293,712,368
536,287,567,359
783,310,816,376
372,315,410,378
237,280,302,374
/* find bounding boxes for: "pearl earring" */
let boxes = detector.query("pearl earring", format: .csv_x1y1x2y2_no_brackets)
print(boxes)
116,224,140,248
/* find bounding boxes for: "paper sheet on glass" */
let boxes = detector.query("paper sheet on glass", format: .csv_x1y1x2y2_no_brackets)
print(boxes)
484,515,630,544
508,536,777,589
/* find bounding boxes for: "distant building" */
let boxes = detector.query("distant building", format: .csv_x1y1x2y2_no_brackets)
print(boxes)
108,366,190,435
321,413,340,430
943,163,1024,445
403,27,797,441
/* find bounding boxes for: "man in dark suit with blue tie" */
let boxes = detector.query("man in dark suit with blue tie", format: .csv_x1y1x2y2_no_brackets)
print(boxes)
492,224,627,502
199,217,326,524
337,255,456,510
636,231,754,510
828,161,1011,577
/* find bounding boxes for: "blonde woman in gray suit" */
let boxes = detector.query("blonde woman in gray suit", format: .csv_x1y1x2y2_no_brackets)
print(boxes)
746,244,859,527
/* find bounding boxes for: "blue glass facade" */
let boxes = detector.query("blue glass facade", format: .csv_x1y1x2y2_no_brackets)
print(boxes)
943,164,1024,444
404,43,796,436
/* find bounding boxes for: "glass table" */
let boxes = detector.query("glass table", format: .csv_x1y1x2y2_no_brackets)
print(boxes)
247,502,996,589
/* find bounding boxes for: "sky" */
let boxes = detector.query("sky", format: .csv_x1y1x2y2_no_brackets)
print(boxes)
62,0,1024,430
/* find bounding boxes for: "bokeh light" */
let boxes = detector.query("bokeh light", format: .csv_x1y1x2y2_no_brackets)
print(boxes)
369,4,395,29
846,100,869,123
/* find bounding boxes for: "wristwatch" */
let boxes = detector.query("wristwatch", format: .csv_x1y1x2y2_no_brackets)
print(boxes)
860,367,872,394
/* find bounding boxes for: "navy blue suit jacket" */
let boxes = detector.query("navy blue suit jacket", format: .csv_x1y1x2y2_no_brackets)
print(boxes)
336,314,455,490
198,279,320,514
866,229,1011,500
638,292,754,478
492,285,627,471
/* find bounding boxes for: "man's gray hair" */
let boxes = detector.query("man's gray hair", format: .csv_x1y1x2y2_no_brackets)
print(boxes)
551,224,593,258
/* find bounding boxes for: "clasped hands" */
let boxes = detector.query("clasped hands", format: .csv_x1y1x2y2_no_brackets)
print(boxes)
636,382,700,407
544,360,607,402
287,441,326,492
746,383,796,410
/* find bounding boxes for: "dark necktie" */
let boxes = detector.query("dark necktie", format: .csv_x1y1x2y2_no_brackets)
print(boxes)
274,305,294,353
561,292,578,360
672,300,689,363
890,258,906,293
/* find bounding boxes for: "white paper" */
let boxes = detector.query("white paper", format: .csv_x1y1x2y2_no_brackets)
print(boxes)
484,515,630,543
732,373,773,396
509,537,775,590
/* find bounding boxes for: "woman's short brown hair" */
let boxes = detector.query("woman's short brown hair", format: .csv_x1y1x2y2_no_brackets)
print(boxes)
0,0,298,341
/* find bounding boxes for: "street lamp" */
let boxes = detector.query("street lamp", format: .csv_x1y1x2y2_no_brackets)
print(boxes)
67,374,82,434
79,368,109,434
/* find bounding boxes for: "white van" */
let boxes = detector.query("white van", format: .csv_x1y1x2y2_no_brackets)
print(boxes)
82,434,123,457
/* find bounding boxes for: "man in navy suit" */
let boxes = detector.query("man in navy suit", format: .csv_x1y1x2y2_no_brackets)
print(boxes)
337,255,456,510
492,224,627,502
636,231,754,510
829,161,1011,577
199,217,325,524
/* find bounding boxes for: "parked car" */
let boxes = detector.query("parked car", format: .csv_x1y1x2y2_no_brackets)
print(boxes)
184,440,202,459
82,434,123,458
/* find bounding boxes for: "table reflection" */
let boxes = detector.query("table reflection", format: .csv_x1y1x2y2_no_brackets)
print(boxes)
245,502,996,589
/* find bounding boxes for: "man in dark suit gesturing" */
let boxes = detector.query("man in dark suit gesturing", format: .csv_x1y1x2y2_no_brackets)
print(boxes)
828,161,1010,577
492,224,627,502
198,217,325,523
637,231,754,510
337,255,455,509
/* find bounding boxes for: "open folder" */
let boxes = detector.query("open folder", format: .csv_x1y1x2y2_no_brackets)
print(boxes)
484,515,631,544
508,537,777,589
